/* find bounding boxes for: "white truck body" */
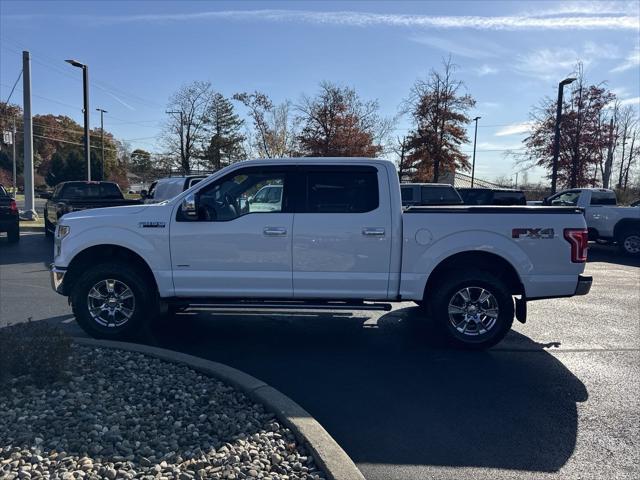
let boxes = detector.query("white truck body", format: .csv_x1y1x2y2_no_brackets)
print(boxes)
545,188,640,255
51,158,592,348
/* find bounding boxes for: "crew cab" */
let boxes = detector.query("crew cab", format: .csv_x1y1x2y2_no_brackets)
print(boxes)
142,176,206,204
43,181,142,237
0,184,19,243
458,187,527,206
50,158,592,349
543,188,640,256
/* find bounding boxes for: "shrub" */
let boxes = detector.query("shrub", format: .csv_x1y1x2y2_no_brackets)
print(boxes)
0,321,72,387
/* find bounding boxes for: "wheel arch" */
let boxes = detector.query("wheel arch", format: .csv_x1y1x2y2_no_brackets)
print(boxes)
613,218,640,240
423,251,524,301
64,244,158,296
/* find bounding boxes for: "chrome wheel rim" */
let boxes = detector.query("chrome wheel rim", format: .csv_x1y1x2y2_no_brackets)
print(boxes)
87,279,135,328
448,287,499,336
623,235,640,254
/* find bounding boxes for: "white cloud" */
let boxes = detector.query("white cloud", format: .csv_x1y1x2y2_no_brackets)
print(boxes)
476,64,499,76
611,47,640,72
523,1,638,17
620,96,640,106
495,122,535,137
409,36,504,58
8,10,640,30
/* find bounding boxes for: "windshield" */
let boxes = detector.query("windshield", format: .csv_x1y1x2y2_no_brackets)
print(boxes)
59,183,123,199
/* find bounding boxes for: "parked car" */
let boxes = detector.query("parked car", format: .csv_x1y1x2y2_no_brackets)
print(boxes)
247,184,283,212
0,184,19,243
401,183,463,207
43,181,142,238
458,188,527,206
50,158,592,349
143,176,206,204
543,188,640,255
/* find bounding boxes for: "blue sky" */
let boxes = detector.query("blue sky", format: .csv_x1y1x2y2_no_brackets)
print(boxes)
1,0,638,183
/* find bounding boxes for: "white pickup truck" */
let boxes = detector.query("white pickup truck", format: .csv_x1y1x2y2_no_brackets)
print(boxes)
543,188,640,256
50,158,592,349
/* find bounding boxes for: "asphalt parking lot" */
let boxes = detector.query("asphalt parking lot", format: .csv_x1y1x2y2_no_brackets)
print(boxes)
0,232,638,480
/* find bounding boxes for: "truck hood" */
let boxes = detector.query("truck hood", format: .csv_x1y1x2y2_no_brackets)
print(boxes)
62,203,149,220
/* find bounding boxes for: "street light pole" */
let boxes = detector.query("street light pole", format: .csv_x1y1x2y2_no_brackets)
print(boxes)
471,116,481,187
551,77,576,194
96,108,107,180
66,59,90,180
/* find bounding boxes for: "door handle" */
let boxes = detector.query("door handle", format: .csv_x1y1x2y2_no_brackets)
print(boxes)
263,227,287,236
362,227,385,236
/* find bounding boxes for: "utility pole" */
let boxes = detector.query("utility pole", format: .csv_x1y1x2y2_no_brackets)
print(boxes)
96,108,108,180
22,51,37,220
66,59,90,180
471,116,481,187
12,118,16,192
551,77,576,194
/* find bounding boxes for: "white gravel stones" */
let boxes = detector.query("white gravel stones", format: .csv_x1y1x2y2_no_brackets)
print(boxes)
0,346,326,479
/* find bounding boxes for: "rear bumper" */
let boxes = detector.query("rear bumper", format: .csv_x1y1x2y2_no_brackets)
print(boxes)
0,217,18,232
50,264,67,295
575,275,592,296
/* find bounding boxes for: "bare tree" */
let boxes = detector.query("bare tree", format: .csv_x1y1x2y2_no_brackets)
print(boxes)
163,81,213,174
615,106,639,189
233,92,297,158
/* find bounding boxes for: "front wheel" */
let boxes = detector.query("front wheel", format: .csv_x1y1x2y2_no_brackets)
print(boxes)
430,270,514,349
7,227,19,243
71,262,157,340
618,231,640,256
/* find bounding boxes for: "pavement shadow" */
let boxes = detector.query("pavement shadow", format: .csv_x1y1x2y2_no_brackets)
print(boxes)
146,305,588,474
0,232,51,267
587,243,640,267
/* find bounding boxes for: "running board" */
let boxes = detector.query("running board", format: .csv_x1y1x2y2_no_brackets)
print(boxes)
170,299,393,312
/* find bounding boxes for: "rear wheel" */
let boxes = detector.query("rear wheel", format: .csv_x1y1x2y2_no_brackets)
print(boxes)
618,230,640,256
71,262,157,340
430,270,514,349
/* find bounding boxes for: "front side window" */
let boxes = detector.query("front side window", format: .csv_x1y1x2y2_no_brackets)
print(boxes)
550,191,580,206
305,169,379,213
196,170,286,221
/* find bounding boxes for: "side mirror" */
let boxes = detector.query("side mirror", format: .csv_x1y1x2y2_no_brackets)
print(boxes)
247,195,254,204
181,193,198,219
140,189,148,199
542,196,550,205
40,192,51,200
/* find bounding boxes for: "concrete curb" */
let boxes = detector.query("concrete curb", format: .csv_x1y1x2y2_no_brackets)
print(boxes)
73,337,365,480
19,225,45,233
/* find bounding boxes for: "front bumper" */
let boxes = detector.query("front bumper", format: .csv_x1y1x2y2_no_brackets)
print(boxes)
50,264,67,295
575,275,592,296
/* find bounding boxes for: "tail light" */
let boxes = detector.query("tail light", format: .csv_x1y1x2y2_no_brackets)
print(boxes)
564,228,588,263
9,199,18,214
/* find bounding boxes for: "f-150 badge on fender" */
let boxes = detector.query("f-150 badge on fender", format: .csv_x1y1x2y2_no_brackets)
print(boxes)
512,228,554,239
138,221,166,228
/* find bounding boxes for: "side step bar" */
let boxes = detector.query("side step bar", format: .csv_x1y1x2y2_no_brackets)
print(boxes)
169,299,393,312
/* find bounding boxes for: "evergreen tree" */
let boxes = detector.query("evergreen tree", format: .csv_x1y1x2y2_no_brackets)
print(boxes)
204,93,245,170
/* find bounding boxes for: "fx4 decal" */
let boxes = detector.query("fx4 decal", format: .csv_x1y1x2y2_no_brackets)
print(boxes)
512,228,555,239
138,221,166,228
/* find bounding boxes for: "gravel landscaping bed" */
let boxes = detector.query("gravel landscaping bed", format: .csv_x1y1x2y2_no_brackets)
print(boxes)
0,345,326,480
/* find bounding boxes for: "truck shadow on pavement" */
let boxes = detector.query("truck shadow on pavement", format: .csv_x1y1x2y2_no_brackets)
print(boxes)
587,243,640,267
144,306,588,475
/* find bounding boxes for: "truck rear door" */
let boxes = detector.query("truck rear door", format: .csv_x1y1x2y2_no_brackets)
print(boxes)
291,165,392,299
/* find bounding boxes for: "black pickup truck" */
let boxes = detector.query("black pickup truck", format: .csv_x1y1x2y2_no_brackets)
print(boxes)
43,181,141,237
0,184,19,243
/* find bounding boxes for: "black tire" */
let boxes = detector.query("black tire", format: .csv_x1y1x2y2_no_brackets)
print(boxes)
430,269,514,350
44,217,54,238
618,230,640,256
71,262,157,340
7,227,19,243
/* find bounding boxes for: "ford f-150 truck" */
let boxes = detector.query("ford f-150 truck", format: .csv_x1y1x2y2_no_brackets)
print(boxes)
50,158,592,349
543,188,640,256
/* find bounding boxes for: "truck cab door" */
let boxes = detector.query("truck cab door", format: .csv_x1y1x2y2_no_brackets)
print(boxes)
291,165,392,300
170,166,295,298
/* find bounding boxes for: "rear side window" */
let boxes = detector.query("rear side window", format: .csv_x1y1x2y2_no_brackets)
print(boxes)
305,169,379,213
401,186,415,202
493,191,526,205
0,185,7,196
420,186,462,205
590,191,617,205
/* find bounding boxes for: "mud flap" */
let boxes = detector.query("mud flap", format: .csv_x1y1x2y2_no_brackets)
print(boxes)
515,296,527,324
